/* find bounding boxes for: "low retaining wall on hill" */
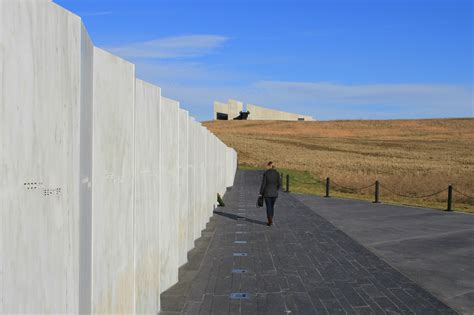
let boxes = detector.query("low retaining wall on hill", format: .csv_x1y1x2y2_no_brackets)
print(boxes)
0,1,237,313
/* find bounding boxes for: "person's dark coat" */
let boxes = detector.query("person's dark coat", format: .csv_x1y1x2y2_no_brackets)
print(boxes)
260,169,281,197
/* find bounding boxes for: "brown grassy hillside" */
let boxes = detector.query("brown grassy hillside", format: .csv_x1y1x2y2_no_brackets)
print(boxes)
204,118,474,212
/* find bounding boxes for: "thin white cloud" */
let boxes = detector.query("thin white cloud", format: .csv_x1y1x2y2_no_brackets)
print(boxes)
108,35,229,59
135,62,207,82
242,81,473,118
132,59,473,121
161,81,473,121
134,60,253,86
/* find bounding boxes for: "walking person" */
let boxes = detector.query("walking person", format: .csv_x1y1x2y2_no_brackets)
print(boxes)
259,161,282,226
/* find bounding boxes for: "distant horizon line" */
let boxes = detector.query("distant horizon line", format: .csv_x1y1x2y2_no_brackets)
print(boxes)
201,116,474,123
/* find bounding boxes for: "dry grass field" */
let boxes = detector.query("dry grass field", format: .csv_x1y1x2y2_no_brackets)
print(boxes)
204,118,474,212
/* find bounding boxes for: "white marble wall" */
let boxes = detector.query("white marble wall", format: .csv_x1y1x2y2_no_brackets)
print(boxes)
226,149,236,187
213,137,218,197
92,47,135,313
0,0,238,313
187,118,196,252
0,1,89,312
192,121,203,242
208,132,214,218
178,109,189,267
134,79,161,312
200,127,209,231
159,97,180,292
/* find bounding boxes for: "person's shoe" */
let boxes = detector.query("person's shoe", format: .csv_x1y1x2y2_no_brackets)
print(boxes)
269,216,273,226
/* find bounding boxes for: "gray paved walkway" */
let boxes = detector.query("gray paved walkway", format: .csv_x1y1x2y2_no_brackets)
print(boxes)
294,193,474,315
160,170,455,314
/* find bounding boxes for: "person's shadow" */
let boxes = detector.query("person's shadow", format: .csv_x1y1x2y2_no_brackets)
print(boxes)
213,210,267,226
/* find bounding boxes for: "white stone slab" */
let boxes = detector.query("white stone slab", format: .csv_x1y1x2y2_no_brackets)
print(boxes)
178,109,189,267
159,96,180,292
219,139,225,194
0,1,90,312
206,130,214,219
226,148,236,188
134,79,161,312
196,124,203,233
200,127,208,231
92,47,135,313
212,137,217,204
187,118,196,252
193,122,202,241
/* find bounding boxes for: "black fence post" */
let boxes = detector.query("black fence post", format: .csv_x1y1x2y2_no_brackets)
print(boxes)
286,174,290,192
280,173,283,187
447,185,453,211
325,177,330,198
374,180,380,203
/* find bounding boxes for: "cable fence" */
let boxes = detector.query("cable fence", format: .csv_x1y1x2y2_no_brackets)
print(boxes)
290,178,321,185
380,184,448,199
453,188,474,200
280,172,474,211
331,180,375,192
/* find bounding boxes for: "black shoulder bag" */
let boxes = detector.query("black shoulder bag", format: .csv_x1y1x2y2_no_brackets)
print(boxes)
257,195,264,208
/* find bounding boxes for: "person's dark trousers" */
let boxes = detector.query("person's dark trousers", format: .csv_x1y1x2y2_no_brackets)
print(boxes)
264,197,277,225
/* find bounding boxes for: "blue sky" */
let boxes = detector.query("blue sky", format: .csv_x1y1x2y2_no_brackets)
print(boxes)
55,0,473,121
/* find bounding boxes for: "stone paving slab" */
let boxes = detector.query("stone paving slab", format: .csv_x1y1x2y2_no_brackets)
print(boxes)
293,193,474,315
160,170,455,314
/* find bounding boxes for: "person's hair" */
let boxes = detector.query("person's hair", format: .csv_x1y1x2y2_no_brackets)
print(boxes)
267,161,275,168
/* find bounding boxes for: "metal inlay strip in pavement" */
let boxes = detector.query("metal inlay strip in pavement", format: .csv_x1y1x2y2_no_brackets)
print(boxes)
235,231,246,234
231,268,248,273
233,253,248,257
230,293,250,300
234,240,247,244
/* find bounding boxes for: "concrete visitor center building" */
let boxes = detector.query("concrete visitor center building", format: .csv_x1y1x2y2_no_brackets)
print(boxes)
213,99,315,121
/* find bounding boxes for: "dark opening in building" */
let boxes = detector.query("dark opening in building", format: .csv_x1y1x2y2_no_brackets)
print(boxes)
233,111,250,120
216,112,229,120
298,117,305,121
